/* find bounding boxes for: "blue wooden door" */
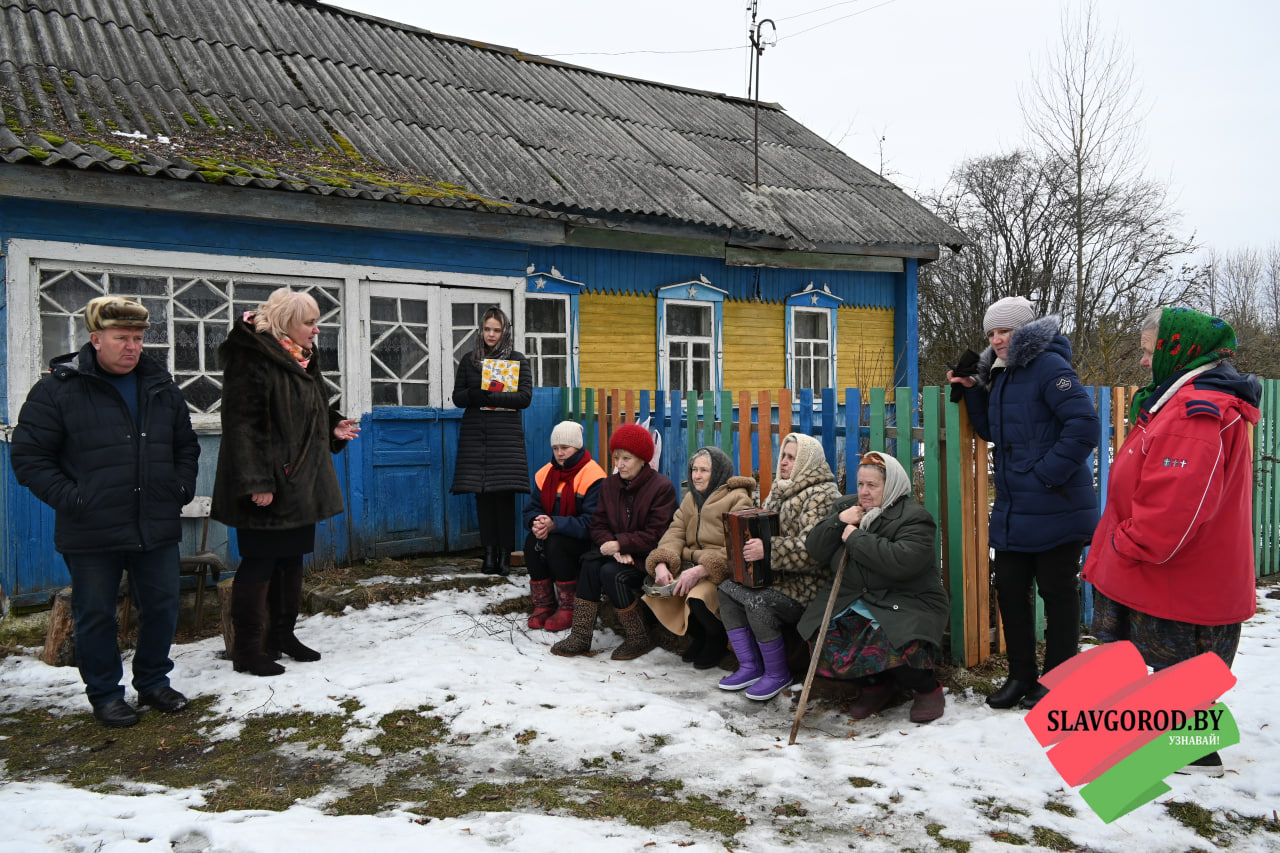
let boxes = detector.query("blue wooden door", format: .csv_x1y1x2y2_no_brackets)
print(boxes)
363,287,447,555
366,408,445,556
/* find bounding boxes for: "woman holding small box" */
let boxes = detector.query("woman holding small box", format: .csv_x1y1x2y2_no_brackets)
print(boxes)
450,306,532,576
716,433,840,701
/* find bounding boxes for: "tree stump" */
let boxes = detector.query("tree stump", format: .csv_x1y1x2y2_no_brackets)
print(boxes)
217,577,235,659
41,587,77,667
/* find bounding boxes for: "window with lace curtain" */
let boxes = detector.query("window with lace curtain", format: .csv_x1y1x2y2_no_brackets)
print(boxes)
36,266,344,416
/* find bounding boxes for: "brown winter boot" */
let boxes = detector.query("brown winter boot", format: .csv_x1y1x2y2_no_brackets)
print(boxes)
231,578,285,677
528,579,557,630
550,599,598,656
610,601,654,660
544,581,577,632
909,686,946,723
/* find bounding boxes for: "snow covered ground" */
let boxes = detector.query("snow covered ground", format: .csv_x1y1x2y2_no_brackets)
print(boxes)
2,578,1278,852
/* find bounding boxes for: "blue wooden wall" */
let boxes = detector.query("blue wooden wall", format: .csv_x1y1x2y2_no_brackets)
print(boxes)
0,196,912,606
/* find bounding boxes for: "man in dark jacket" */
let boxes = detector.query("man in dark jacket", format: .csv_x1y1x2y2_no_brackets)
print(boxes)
11,296,200,728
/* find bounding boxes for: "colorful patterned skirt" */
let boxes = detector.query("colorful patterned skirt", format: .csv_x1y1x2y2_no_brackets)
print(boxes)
1091,589,1241,669
814,610,938,680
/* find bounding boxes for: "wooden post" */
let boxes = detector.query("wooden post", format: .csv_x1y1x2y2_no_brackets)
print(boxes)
778,388,792,442
738,390,752,478
719,390,734,459
958,405,981,665
759,391,773,499
41,587,77,667
218,578,235,659
596,387,608,460
977,440,996,656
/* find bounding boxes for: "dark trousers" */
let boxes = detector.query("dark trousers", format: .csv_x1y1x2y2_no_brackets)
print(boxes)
993,542,1083,682
476,492,517,551
235,553,303,583
718,580,804,644
577,550,646,608
524,532,591,583
63,544,181,708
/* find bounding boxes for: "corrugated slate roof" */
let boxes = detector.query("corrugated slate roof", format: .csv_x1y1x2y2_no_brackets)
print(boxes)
0,0,966,253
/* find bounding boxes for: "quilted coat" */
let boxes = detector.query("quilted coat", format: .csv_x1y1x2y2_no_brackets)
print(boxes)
960,315,1099,552
449,349,532,494
11,345,200,554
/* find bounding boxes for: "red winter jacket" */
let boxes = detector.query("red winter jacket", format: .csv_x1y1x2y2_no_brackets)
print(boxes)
1082,364,1260,626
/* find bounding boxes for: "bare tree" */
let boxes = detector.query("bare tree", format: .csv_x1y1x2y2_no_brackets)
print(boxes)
1021,1,1198,384
1264,243,1280,335
918,151,1068,384
1195,246,1280,378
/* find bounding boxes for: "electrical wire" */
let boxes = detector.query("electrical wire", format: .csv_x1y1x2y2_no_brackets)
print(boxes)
542,0,898,59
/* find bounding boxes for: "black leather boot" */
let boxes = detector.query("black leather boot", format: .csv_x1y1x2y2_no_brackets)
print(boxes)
270,562,321,662
986,678,1035,709
481,546,499,574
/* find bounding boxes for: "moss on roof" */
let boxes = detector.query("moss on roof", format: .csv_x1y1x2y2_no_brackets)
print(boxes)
18,110,505,207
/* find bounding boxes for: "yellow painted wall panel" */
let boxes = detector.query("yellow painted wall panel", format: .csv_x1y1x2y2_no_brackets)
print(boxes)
579,291,656,390
576,296,899,395
838,307,895,392
723,301,786,390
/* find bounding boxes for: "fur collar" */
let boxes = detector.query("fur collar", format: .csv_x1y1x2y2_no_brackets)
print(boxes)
976,315,1063,385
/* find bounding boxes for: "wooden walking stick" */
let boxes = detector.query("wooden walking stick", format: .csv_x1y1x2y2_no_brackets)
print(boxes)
789,549,848,745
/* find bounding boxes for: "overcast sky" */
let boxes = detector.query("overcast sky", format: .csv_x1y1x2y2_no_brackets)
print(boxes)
323,0,1278,257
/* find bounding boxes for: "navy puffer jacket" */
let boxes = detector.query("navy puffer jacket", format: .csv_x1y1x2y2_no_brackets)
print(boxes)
961,316,1100,552
11,345,200,554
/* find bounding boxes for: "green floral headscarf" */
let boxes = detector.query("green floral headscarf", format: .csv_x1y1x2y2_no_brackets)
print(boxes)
1129,307,1236,421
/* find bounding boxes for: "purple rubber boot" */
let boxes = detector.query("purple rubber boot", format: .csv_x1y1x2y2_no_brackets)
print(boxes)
745,637,792,701
718,627,764,691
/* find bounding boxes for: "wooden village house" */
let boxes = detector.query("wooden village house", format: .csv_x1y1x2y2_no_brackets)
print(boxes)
0,0,964,606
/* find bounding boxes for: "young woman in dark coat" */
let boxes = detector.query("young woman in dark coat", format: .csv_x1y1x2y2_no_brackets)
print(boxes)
212,288,359,677
948,296,1099,710
450,306,532,576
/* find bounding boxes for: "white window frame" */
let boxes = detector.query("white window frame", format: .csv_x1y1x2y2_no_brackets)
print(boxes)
523,268,585,388
366,282,438,409
5,239,521,426
785,284,841,393
656,278,725,392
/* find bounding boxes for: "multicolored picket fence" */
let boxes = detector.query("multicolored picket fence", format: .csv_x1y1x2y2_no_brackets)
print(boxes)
553,381,1280,668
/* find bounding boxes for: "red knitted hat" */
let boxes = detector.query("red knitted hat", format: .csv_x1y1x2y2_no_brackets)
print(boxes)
609,423,654,464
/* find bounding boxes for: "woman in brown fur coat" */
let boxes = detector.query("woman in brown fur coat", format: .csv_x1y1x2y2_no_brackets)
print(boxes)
643,446,755,669
212,288,359,677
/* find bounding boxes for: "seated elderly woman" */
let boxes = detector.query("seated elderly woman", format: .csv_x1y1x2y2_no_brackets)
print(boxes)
716,433,841,701
643,446,756,669
799,451,949,723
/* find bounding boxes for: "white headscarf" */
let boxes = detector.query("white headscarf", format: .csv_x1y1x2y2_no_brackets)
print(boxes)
858,451,910,531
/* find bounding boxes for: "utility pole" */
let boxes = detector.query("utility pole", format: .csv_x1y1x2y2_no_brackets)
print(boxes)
747,1,775,191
